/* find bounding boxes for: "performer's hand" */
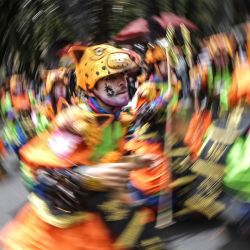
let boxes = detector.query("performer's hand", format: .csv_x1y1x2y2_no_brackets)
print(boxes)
78,162,136,190
78,155,160,190
120,154,161,168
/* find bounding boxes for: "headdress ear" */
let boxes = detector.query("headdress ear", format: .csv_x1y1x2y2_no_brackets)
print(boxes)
69,46,87,65
95,114,114,128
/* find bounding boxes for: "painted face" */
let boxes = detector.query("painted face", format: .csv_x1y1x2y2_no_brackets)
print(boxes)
93,73,129,107
53,82,67,99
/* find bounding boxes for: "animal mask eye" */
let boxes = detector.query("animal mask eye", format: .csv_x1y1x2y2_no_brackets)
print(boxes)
94,47,105,56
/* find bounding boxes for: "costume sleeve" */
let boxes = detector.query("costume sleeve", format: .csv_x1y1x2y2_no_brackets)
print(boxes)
20,162,106,215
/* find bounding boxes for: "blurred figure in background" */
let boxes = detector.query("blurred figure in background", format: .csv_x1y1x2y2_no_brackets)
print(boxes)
1,74,36,156
32,67,73,132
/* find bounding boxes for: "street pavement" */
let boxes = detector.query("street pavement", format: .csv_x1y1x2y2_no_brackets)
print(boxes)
0,154,27,229
1,154,250,249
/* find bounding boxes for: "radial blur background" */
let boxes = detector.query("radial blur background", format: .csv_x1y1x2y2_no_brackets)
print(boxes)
0,0,250,81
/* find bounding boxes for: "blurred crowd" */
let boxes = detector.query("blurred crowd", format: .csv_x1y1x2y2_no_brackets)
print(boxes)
1,21,250,249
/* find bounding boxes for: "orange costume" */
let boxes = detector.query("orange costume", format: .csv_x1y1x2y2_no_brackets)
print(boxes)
1,44,169,250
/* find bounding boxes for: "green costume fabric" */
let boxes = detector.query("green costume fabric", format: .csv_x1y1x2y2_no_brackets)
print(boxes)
219,67,232,111
224,135,250,202
207,66,232,111
33,112,50,134
90,121,123,162
1,92,12,116
2,120,21,146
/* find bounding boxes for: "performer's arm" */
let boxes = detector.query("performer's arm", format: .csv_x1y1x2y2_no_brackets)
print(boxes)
22,161,141,214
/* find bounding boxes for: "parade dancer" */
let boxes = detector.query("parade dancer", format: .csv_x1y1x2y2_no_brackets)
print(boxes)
1,44,169,250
